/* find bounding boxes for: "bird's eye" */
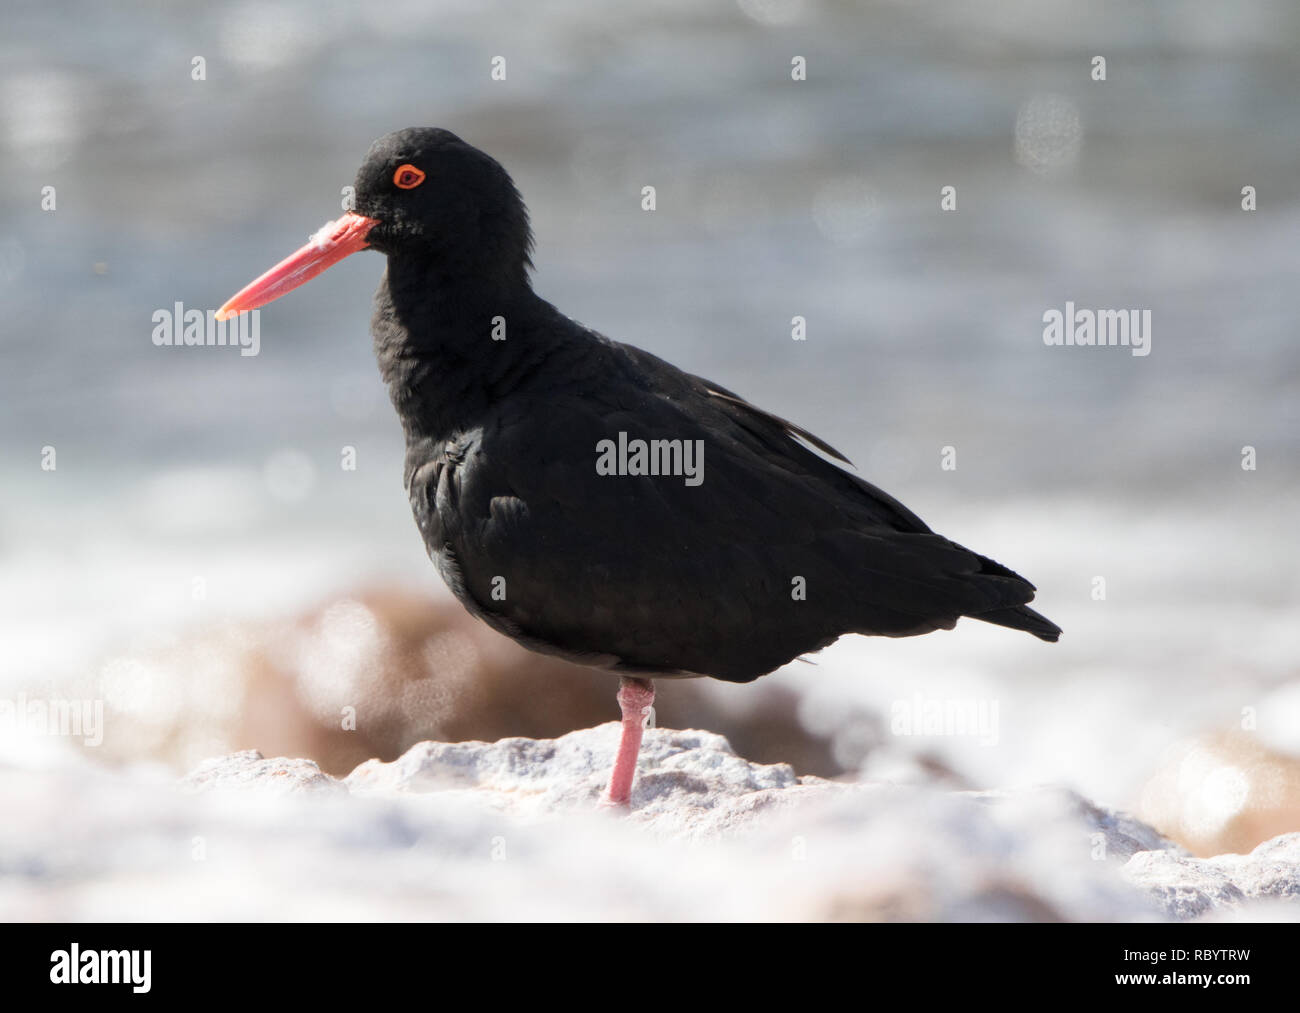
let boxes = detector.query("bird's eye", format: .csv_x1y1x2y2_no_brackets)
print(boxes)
393,164,426,189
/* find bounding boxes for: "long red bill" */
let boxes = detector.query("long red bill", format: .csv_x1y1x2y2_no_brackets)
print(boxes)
215,212,379,321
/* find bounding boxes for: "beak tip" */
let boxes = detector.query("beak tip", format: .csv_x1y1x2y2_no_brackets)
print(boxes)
214,212,378,322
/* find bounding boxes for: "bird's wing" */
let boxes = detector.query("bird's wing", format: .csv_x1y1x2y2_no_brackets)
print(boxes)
665,357,933,537
410,372,1037,681
698,382,854,465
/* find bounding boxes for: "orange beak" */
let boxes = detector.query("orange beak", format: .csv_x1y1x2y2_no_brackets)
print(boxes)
215,212,380,321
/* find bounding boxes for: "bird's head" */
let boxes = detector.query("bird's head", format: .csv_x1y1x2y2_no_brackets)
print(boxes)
216,127,532,321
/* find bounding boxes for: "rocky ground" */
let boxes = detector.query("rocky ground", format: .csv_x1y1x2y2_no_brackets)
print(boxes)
4,725,1298,921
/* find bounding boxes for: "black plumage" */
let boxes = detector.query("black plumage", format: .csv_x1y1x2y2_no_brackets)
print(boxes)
357,128,1059,683
218,127,1059,803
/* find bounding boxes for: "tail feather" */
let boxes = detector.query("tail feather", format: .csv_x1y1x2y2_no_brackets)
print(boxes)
974,604,1061,643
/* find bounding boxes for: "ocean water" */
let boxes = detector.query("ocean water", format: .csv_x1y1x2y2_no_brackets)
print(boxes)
1,0,1297,813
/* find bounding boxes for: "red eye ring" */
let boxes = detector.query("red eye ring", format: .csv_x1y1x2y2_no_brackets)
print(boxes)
393,164,426,189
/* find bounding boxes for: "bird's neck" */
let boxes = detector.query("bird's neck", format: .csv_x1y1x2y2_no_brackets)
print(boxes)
371,255,546,441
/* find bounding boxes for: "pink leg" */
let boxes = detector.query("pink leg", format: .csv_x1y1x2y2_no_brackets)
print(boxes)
601,676,655,806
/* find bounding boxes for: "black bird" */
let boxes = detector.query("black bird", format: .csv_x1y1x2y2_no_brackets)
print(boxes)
218,128,1060,805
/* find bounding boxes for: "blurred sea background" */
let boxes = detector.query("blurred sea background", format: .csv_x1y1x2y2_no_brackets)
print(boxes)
2,0,1298,856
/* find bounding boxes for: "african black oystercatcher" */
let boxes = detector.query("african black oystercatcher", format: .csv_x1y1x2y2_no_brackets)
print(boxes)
217,128,1060,806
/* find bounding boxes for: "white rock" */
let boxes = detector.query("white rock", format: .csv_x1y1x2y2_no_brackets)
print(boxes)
5,725,1299,921
345,726,838,838
182,749,346,796
1123,832,1300,920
